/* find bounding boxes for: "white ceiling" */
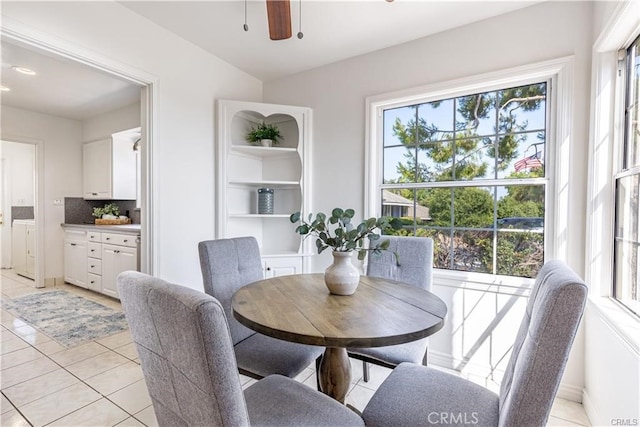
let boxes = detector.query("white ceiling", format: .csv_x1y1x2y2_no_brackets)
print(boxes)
0,40,142,121
0,1,540,120
121,0,542,82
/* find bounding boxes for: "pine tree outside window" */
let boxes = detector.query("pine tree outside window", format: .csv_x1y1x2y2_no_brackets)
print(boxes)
376,82,549,279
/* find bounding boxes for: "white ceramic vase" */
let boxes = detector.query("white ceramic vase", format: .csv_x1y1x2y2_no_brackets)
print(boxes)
324,251,360,295
261,139,273,147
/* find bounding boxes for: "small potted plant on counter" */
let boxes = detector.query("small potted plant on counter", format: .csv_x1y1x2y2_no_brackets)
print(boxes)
93,203,130,224
246,122,282,147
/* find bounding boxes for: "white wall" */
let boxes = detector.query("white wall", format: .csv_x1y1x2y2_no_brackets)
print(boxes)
583,1,640,424
1,106,83,280
82,102,141,143
264,1,593,402
264,1,592,276
2,1,263,288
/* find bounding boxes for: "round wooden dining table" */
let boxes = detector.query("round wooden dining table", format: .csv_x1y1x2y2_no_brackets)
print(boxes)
232,273,448,403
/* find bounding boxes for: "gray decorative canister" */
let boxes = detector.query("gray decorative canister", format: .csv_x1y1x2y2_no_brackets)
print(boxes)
257,188,274,214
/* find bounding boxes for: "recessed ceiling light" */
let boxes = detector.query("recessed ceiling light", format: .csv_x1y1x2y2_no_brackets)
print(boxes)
0,85,10,92
12,66,37,76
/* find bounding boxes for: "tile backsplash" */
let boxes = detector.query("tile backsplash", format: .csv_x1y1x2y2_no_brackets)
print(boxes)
12,206,35,220
64,197,140,224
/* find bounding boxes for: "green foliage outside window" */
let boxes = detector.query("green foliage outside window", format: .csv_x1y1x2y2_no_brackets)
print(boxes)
382,83,547,278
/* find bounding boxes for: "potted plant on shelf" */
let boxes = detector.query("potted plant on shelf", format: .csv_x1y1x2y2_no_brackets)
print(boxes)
246,122,282,147
290,208,402,295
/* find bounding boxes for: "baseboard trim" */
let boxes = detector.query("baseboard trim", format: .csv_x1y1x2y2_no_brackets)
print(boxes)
429,350,584,403
428,350,455,369
582,390,602,427
557,382,583,403
45,277,65,287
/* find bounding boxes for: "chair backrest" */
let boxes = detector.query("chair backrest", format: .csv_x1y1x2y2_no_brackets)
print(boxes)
117,271,251,426
198,237,264,345
366,236,433,290
498,260,588,426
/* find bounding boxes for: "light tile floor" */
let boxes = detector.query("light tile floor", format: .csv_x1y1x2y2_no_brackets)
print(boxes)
1,269,591,426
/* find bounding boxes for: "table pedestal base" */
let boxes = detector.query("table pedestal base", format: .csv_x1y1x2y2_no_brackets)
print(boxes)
319,347,352,403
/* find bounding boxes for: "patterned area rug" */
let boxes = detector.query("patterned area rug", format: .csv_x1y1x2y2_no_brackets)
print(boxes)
2,290,128,347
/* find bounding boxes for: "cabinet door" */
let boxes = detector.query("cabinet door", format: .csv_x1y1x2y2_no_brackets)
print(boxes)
87,273,102,293
64,240,87,288
264,257,302,278
102,244,138,299
83,139,111,199
11,222,27,276
25,225,35,279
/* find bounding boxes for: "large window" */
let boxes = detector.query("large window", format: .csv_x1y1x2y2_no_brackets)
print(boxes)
378,82,548,279
614,35,640,315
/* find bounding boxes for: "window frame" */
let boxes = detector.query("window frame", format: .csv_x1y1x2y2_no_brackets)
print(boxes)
366,57,574,287
586,0,640,352
612,34,640,316
379,83,549,278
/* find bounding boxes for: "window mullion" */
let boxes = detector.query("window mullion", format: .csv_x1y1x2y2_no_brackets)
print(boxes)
450,98,456,270
381,177,547,190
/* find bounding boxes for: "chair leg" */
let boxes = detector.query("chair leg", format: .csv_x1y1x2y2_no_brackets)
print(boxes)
363,360,370,382
422,348,428,366
315,355,322,391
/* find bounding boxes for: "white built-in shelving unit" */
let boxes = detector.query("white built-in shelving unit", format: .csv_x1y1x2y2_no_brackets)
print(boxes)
217,100,312,276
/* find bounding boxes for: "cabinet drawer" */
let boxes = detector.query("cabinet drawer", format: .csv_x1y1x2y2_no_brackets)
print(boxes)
88,242,102,259
101,233,138,247
84,191,110,200
88,258,102,275
87,232,102,242
87,273,102,292
65,229,87,242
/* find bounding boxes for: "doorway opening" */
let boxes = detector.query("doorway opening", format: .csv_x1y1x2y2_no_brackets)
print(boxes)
0,31,155,289
1,140,37,285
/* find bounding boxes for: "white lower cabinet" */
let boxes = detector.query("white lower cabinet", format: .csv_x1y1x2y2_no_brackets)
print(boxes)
13,220,36,280
64,230,88,287
263,257,303,278
64,227,139,299
101,244,137,299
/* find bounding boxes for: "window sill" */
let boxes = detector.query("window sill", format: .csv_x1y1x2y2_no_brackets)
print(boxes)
587,296,640,355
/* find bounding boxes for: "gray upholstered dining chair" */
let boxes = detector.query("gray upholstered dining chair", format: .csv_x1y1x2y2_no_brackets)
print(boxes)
362,260,588,427
118,271,364,427
198,237,323,379
348,236,433,382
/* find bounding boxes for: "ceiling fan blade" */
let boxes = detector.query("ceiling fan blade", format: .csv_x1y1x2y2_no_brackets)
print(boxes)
266,0,292,40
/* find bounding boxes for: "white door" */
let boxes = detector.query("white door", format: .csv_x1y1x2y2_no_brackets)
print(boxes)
0,158,9,268
11,222,26,275
83,139,111,199
25,224,35,279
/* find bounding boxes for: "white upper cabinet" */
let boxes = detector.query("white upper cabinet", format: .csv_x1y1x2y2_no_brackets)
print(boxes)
83,134,137,200
217,100,311,270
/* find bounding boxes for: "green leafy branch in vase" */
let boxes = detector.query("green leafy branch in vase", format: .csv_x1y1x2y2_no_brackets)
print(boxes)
290,208,403,261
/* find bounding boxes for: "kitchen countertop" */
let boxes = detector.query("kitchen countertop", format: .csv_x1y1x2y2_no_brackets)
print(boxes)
61,223,141,234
